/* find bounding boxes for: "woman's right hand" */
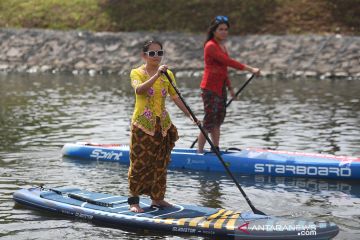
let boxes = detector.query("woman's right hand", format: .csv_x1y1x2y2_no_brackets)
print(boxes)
157,64,168,76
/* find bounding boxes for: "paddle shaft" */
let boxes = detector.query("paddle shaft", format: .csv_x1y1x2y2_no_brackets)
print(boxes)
163,71,265,215
190,73,255,148
226,73,255,107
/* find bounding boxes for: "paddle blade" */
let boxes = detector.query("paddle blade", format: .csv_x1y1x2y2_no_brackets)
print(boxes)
253,208,267,216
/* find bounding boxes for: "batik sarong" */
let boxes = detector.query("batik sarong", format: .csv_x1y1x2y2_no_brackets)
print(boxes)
128,117,178,200
201,88,227,131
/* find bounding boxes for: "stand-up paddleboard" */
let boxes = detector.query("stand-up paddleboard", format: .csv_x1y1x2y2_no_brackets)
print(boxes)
13,186,339,239
62,142,360,180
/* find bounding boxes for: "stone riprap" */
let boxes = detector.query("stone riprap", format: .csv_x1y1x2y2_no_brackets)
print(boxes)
0,28,359,79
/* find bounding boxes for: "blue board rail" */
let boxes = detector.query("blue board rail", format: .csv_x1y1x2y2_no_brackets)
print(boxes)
62,142,360,180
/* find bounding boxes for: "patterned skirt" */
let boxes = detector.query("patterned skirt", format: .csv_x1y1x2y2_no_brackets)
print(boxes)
128,118,178,200
201,88,227,131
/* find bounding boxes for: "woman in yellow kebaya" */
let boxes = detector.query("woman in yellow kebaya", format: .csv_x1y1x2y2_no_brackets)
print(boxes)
128,40,191,213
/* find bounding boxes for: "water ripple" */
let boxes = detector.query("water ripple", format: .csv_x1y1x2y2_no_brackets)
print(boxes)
0,74,359,239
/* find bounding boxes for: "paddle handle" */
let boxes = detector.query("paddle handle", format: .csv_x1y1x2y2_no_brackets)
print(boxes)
163,71,265,215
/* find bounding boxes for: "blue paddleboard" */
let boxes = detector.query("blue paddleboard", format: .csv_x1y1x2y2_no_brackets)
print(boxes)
13,186,339,239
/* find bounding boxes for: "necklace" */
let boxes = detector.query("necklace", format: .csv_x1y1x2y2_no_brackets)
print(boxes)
144,65,156,77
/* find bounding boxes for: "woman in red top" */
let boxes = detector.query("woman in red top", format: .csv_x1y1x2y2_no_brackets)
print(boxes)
197,16,261,153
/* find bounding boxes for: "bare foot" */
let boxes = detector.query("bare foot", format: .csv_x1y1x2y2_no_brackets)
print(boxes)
151,199,172,208
129,204,144,213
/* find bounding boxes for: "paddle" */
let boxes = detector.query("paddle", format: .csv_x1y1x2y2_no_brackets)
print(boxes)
190,73,255,148
38,185,117,207
163,71,266,216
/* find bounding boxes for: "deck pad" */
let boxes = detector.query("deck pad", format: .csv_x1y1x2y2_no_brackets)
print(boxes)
40,188,219,219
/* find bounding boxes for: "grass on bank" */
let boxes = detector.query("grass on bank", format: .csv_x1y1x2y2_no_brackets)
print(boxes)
0,0,359,35
0,0,108,30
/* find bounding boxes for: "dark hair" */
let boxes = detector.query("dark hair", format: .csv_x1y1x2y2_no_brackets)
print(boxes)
142,40,163,52
204,17,230,45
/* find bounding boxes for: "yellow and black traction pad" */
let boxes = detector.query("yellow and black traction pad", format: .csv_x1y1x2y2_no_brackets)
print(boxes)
152,209,242,231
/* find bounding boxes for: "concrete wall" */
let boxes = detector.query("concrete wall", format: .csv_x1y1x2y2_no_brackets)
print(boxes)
1,28,359,79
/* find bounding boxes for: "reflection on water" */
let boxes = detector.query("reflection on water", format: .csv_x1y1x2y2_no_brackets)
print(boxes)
1,73,359,155
0,73,359,239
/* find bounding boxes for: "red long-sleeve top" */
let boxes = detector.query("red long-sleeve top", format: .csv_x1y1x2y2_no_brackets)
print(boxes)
200,39,245,96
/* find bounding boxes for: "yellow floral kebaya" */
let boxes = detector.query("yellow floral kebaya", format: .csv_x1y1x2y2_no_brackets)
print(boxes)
130,65,177,136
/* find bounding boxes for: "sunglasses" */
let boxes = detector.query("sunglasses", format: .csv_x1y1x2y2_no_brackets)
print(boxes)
144,50,164,57
215,15,229,23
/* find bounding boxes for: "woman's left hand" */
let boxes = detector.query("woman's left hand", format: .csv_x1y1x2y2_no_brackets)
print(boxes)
229,88,236,99
252,67,261,76
192,117,201,125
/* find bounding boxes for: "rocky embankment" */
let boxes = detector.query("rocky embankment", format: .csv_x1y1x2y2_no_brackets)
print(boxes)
1,28,359,79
